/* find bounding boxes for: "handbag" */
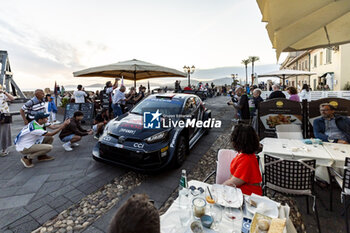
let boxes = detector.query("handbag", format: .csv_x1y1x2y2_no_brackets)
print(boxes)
0,112,12,124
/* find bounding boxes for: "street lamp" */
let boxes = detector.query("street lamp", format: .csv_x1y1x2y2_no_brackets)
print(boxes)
183,65,195,87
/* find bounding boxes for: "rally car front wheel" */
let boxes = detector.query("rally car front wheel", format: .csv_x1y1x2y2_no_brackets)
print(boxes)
172,136,187,168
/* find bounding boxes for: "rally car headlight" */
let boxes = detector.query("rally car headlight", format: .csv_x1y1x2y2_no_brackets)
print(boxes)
103,121,113,135
145,131,168,143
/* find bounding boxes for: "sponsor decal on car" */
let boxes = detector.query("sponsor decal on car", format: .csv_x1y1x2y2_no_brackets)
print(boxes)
133,143,144,148
120,123,142,129
119,128,136,134
103,135,112,141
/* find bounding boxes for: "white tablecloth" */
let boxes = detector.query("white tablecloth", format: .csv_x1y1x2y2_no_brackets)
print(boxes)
160,180,296,233
323,142,350,168
260,138,334,167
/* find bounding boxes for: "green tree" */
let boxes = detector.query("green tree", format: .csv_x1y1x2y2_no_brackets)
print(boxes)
241,59,250,85
249,56,260,84
249,56,260,75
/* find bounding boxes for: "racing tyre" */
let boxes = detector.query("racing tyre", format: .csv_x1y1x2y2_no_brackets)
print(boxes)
172,136,187,168
204,113,212,135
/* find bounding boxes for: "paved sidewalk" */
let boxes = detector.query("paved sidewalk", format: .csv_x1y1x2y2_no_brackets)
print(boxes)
0,110,126,232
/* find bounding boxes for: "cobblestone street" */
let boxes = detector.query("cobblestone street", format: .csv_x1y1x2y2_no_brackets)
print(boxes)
0,95,234,232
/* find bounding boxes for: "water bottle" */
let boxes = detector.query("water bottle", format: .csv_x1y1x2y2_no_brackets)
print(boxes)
179,169,189,208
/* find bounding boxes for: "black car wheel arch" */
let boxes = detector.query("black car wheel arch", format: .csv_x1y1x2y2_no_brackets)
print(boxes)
204,110,212,135
172,135,187,168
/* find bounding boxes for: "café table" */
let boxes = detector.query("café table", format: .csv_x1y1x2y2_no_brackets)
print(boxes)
160,180,297,233
323,142,350,168
260,138,334,167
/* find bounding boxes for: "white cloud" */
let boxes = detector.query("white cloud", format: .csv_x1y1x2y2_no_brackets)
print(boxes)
0,0,286,90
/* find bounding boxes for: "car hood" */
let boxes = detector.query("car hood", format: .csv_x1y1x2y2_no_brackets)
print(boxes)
107,113,167,139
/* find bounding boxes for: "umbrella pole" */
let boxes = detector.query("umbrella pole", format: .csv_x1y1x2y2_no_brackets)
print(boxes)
134,71,136,88
283,75,285,90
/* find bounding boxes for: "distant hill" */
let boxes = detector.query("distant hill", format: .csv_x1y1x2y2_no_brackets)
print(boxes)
150,64,280,87
86,83,104,88
64,64,280,90
192,64,279,80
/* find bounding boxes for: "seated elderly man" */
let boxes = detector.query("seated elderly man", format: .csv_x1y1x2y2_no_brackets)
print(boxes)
313,103,350,144
268,84,286,99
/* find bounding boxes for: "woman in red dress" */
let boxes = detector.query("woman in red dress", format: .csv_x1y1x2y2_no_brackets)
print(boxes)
223,124,262,195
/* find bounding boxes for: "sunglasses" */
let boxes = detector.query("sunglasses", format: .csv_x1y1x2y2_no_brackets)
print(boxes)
189,186,204,196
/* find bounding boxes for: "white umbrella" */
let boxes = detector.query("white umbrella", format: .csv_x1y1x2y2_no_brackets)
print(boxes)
258,69,316,89
73,59,186,87
257,0,350,59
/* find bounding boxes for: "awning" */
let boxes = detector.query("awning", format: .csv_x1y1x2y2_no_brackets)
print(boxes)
257,0,350,60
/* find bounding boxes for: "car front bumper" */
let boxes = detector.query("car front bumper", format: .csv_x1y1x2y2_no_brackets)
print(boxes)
92,141,171,171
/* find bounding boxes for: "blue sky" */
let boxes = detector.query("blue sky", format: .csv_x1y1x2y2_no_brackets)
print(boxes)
0,0,286,89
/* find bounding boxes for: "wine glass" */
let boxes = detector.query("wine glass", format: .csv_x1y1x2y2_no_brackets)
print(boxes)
223,185,238,221
211,204,222,231
229,205,243,232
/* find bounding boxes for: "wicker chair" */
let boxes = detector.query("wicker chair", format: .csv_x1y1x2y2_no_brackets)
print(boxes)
263,154,321,233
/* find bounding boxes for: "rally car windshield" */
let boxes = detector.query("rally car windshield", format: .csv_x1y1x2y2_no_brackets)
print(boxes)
131,98,183,116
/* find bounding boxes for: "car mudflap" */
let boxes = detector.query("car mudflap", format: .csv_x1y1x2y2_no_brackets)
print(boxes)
167,128,187,161
203,109,212,121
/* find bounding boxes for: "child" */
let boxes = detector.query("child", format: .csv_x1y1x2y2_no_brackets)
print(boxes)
45,94,59,124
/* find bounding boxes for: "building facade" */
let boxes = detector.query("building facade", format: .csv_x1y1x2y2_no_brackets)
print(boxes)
280,43,350,91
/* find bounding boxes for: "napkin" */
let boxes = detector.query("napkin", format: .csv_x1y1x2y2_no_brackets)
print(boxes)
251,193,281,208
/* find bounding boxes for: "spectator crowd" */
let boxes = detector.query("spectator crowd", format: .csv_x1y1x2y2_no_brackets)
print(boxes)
2,78,153,168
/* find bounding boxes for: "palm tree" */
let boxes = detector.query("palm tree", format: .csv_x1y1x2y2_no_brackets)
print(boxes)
241,59,250,85
249,56,260,84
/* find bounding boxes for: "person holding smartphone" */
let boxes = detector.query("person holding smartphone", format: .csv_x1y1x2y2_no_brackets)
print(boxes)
0,85,15,156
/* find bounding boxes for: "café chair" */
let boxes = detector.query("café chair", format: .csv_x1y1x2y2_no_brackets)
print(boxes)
328,157,350,233
203,149,262,184
203,149,237,184
275,124,303,139
263,154,321,233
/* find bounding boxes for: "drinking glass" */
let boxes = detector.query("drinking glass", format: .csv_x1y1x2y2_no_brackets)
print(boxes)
192,197,206,219
328,136,335,143
179,208,192,228
206,187,218,214
211,204,222,231
179,188,190,209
